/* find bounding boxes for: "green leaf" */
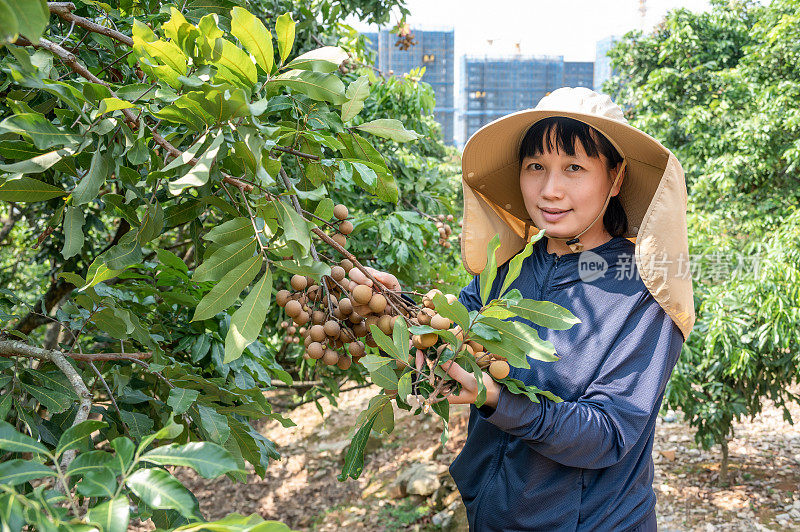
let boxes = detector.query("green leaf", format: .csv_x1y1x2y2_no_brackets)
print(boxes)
0,459,55,486
157,248,188,273
65,450,113,477
230,6,273,74
285,46,348,73
81,256,124,290
0,176,65,202
431,292,470,330
142,442,240,478
275,12,295,64
86,495,130,532
120,410,154,441
203,217,253,245
98,97,135,116
0,420,49,455
197,404,230,444
392,316,410,362
72,147,110,206
56,420,108,458
169,130,225,195
0,113,81,150
214,38,257,87
193,237,257,283
337,411,377,482
498,238,537,297
274,198,310,253
167,388,200,415
225,268,272,363
501,377,563,403
397,371,412,403
127,468,201,519
0,2,19,44
272,259,331,278
110,436,135,475
506,299,581,330
479,234,502,305
356,119,422,142
192,254,261,321
61,205,84,259
266,69,346,105
76,468,117,498
0,145,77,174
341,75,369,121
7,0,48,43
479,317,559,364
20,382,72,414
368,324,401,361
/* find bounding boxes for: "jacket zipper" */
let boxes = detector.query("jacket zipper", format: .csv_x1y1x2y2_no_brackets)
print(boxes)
473,252,560,529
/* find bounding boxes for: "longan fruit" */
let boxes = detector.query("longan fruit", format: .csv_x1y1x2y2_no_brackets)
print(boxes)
290,274,307,291
294,311,310,326
368,293,387,313
331,266,346,282
337,355,352,370
365,335,378,348
277,290,291,307
412,333,437,349
352,321,368,337
307,342,324,359
378,314,394,335
430,314,451,330
303,352,311,360
476,352,491,368
338,298,353,315
365,316,380,331
323,320,341,338
333,204,349,220
322,348,340,365
468,340,485,353
285,300,302,318
332,307,344,320
280,320,289,329
445,293,458,305
309,325,326,342
352,284,373,305
449,326,464,342
416,310,432,326
312,310,326,325
447,214,454,221
489,360,510,380
304,335,313,347
332,233,347,248
332,337,344,349
349,312,364,325
307,285,320,301
287,326,297,335
299,327,307,335
292,336,300,344
339,220,354,235
353,303,372,316
340,258,353,272
348,341,365,358
438,214,445,221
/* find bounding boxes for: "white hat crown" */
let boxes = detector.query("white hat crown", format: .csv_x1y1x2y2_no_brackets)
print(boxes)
534,87,628,125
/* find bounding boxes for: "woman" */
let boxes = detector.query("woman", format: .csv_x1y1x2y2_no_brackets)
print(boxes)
351,87,695,531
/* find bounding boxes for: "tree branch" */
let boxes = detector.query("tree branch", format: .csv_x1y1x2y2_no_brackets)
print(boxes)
48,2,134,47
0,342,151,362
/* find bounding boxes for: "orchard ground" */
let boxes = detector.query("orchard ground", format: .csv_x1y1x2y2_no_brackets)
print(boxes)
135,385,800,531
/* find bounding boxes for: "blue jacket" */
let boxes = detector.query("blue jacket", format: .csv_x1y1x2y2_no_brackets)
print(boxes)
450,235,684,531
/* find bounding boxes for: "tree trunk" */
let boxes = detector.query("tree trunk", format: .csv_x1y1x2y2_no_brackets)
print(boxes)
719,439,729,485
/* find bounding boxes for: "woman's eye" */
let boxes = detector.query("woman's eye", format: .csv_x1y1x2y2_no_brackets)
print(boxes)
568,164,582,171
528,163,542,170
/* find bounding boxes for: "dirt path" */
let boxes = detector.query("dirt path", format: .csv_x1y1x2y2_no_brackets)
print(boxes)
170,385,800,531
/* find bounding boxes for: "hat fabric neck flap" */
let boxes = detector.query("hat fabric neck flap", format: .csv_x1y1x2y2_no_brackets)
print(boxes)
459,87,695,341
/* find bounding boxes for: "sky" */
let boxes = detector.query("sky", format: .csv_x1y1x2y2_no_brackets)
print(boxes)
347,0,713,61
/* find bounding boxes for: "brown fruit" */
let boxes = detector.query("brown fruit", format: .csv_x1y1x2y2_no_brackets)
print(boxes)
280,320,289,329
352,284,373,305
307,342,325,359
307,285,320,302
292,336,300,344
348,341,365,357
438,214,446,221
339,220,354,235
309,325,326,342
423,289,443,309
287,326,296,335
412,333,437,349
299,327,307,335
304,335,312,347
378,315,394,335
324,320,341,338
447,214,454,221
312,310,326,325
353,303,372,316
332,307,344,320
449,326,464,343
352,321,368,337
468,340,485,353
445,293,458,305
331,266,346,282
332,233,347,248
365,315,380,330
293,311,310,326
322,349,340,365
340,258,353,272
349,312,364,325
303,352,311,360
368,293,387,313
489,360,510,379
416,310,432,326
365,335,378,348
337,355,352,370
290,274,307,291
276,290,291,307
339,298,353,315
285,300,302,318
332,337,344,349
476,352,491,368
333,204,349,220
430,314,451,330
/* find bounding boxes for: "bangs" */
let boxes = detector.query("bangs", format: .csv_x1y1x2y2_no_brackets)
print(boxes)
518,116,621,166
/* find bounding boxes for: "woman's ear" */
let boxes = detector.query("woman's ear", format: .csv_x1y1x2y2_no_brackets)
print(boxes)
609,161,625,197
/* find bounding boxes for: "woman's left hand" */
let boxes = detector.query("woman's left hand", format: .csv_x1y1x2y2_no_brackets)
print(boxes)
440,358,502,408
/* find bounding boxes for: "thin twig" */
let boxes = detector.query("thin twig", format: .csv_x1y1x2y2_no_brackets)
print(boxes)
49,2,134,47
85,361,130,436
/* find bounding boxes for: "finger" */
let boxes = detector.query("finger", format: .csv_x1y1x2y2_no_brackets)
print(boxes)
415,349,424,371
348,267,372,287
445,388,476,405
442,359,477,392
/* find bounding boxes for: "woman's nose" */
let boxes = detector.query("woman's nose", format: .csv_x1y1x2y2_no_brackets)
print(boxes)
540,171,564,198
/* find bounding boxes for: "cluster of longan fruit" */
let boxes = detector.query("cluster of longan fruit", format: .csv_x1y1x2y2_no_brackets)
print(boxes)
276,260,410,371
280,320,305,345
330,204,353,249
408,289,511,380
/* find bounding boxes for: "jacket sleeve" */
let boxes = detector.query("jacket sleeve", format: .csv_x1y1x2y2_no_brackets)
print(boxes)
476,293,684,469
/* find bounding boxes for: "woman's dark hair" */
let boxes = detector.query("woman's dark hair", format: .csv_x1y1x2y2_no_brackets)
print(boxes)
518,116,628,237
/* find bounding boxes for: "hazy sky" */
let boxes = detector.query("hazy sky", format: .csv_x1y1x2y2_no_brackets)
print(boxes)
348,0,713,61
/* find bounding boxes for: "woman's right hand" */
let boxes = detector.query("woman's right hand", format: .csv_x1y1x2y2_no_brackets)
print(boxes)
348,266,401,292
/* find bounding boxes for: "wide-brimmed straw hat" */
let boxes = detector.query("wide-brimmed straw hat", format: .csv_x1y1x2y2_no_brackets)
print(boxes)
460,86,695,340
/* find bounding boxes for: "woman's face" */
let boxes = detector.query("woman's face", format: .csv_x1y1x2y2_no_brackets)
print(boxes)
519,129,624,255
